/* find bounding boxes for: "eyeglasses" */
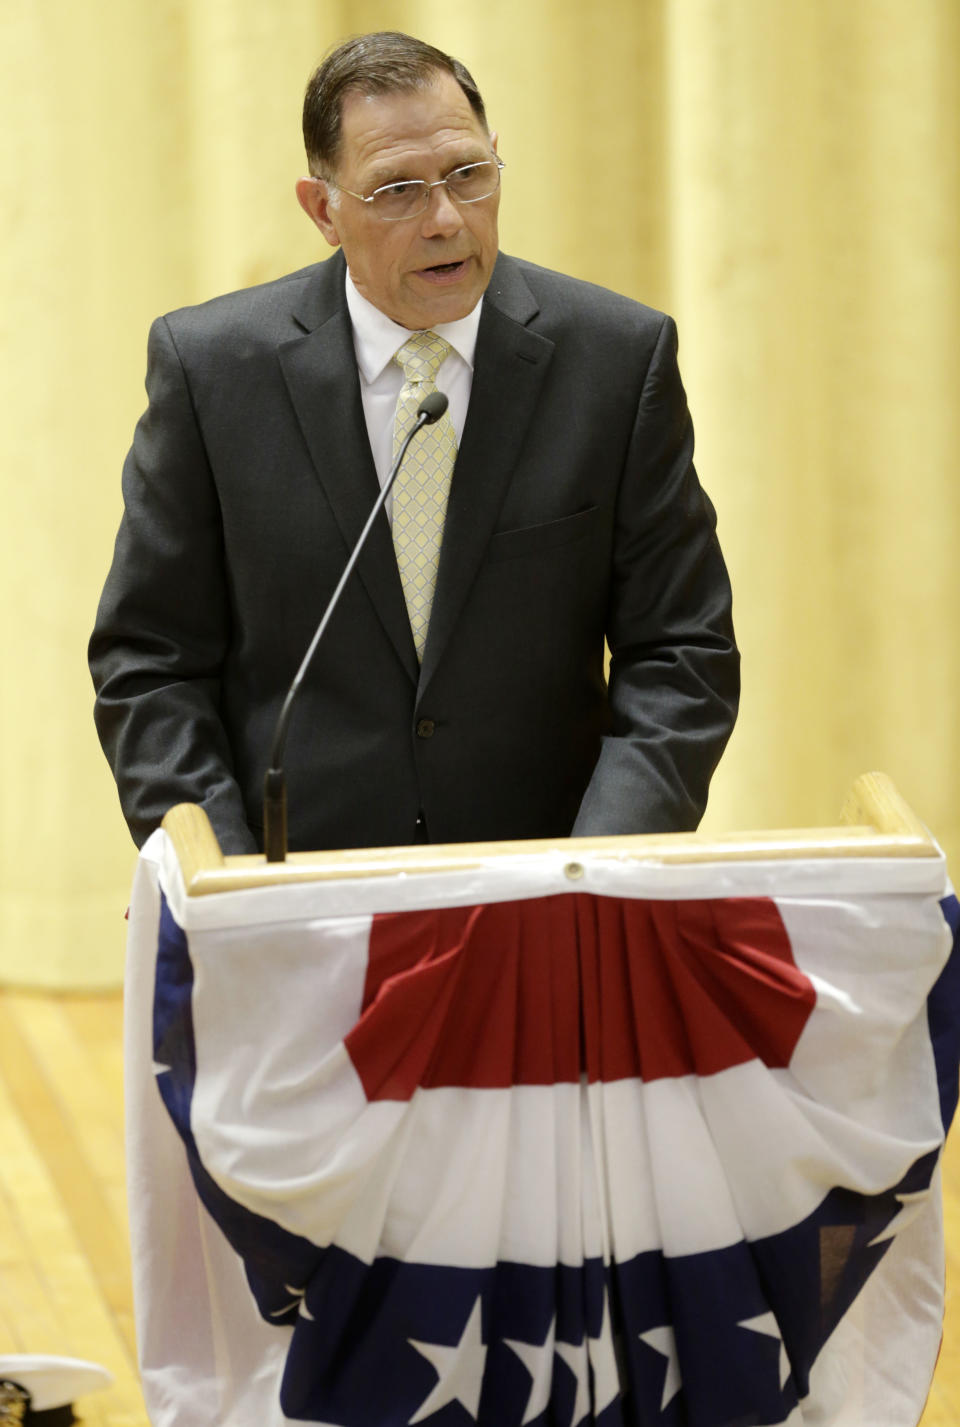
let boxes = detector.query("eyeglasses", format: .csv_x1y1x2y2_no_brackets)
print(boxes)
329,158,505,223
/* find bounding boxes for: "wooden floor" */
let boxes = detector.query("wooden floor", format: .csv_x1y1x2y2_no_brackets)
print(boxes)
0,988,956,1427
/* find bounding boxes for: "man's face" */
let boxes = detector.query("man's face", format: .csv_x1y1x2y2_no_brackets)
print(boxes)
297,72,500,330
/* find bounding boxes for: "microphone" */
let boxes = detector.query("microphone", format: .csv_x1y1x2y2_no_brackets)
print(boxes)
262,391,450,862
417,390,448,424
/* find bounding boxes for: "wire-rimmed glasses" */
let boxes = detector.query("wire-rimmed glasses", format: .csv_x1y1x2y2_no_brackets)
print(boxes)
330,158,505,222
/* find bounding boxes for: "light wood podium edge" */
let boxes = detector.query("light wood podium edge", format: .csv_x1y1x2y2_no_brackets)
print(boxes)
159,771,939,898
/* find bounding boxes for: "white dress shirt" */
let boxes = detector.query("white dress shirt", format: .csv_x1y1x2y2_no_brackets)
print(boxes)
344,270,481,517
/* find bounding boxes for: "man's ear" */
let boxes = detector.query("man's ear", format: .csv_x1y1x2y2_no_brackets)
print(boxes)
295,177,341,249
490,131,498,154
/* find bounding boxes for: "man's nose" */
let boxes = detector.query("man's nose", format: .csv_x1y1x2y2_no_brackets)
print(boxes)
419,181,464,237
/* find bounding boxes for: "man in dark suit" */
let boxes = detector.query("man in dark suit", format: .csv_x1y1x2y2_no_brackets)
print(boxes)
89,32,739,856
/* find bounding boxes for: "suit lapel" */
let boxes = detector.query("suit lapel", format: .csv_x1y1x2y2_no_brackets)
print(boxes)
420,257,554,690
277,254,419,682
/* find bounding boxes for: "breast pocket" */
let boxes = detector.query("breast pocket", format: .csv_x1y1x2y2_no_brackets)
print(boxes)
484,506,603,564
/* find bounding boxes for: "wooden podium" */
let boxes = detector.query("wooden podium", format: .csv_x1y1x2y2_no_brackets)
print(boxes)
161,769,938,896
124,774,957,1427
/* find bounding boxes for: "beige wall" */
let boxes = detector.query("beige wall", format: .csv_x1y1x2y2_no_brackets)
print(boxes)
2,0,957,985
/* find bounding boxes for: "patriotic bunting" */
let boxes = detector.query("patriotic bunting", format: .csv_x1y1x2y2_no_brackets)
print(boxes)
125,832,960,1427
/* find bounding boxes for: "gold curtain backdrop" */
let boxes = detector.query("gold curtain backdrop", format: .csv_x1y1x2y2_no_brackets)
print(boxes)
1,0,957,986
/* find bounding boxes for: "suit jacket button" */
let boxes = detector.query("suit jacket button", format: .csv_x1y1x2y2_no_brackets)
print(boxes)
416,718,436,739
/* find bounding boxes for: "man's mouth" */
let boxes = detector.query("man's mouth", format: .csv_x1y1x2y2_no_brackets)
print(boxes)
417,259,469,282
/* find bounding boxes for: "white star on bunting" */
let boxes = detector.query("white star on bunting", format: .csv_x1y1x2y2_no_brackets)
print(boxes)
269,1282,308,1319
554,1338,590,1427
639,1324,682,1410
587,1294,621,1416
868,1189,929,1246
503,1316,557,1424
408,1295,487,1423
505,1291,622,1425
738,1311,791,1390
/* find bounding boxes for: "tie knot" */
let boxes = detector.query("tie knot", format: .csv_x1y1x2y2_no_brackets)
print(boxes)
393,331,452,386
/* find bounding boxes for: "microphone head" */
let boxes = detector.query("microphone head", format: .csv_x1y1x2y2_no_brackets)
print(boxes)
418,391,449,424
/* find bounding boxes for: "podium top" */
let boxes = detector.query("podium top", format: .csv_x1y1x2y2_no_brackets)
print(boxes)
159,772,939,898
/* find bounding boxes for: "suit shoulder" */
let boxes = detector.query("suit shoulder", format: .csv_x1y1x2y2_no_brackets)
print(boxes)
501,255,672,338
156,259,339,350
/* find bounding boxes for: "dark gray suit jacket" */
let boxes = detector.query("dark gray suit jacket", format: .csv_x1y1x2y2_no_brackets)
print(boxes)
89,251,739,854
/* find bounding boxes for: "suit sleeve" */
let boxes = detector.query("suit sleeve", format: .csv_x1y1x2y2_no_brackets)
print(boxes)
89,317,258,853
570,314,740,835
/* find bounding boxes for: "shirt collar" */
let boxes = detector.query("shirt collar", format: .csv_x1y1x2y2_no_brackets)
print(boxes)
345,268,483,384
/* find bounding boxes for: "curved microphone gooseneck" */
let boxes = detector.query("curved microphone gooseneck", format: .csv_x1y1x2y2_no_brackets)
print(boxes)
262,390,449,862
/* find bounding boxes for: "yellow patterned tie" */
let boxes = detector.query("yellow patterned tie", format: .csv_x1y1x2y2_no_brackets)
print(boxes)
391,332,458,661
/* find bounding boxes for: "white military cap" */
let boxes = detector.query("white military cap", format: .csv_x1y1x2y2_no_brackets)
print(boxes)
0,1356,112,1424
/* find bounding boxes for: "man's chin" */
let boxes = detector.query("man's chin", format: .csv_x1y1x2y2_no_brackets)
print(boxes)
396,279,483,330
